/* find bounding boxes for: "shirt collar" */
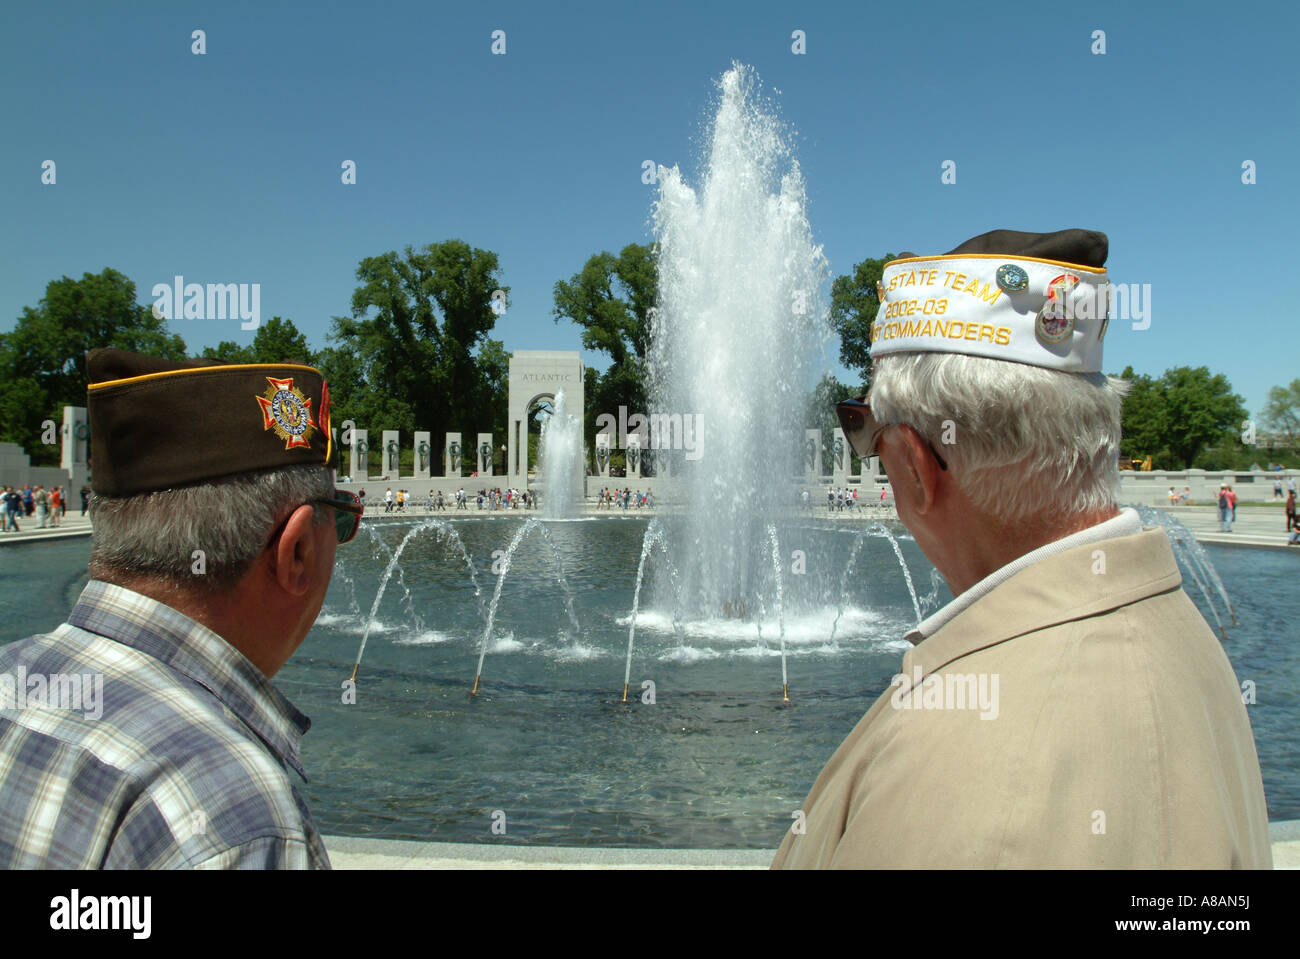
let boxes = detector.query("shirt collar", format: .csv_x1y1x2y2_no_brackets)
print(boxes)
67,580,312,781
904,507,1143,645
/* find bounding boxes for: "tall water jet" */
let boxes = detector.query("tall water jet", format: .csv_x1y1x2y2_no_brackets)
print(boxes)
648,63,831,618
538,388,583,519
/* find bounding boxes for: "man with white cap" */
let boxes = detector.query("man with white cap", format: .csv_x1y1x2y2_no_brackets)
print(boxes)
773,229,1270,868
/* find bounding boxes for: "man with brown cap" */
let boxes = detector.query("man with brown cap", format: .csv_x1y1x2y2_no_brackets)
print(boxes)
0,348,361,868
773,229,1271,869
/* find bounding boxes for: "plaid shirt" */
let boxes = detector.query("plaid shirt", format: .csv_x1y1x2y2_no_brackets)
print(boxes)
0,581,331,869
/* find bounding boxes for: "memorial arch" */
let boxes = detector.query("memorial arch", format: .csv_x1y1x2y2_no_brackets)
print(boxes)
506,350,585,488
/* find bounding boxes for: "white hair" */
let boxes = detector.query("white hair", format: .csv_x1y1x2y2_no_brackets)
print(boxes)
868,353,1129,525
88,465,334,591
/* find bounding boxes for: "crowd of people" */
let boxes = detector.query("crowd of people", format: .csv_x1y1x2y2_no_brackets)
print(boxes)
1166,478,1300,543
595,487,653,509
352,486,537,512
1,483,91,532
821,485,891,513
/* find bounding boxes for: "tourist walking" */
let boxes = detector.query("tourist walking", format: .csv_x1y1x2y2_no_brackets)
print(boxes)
1217,484,1232,532
2,487,20,532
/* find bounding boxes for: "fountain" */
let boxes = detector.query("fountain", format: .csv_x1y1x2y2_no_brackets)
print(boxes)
604,63,833,698
538,389,582,519
648,63,831,626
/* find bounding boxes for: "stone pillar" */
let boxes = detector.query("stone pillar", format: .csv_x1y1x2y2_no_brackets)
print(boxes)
627,432,642,481
445,433,463,478
352,429,369,481
831,427,849,487
413,431,432,479
477,432,494,477
804,429,822,484
510,413,526,484
382,430,401,481
595,432,611,479
60,406,89,493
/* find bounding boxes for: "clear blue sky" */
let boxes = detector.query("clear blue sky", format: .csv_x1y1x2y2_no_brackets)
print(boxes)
3,0,1296,419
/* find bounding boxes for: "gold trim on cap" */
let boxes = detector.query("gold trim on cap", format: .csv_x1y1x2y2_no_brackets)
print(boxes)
88,362,322,391
884,253,1108,274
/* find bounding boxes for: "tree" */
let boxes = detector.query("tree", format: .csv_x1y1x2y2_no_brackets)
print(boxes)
1116,365,1248,469
1161,367,1248,468
199,317,314,366
1117,367,1170,467
1262,378,1300,450
201,341,255,365
326,240,507,444
0,269,187,463
553,243,656,442
474,337,512,451
829,255,894,387
803,372,861,474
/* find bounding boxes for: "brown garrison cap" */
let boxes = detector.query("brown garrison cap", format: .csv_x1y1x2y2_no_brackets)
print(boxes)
87,348,336,497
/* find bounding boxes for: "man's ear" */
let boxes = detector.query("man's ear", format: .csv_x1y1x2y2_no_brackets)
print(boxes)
894,425,943,515
271,504,319,597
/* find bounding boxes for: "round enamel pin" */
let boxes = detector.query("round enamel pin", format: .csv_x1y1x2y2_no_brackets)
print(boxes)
995,264,1029,293
1035,273,1080,344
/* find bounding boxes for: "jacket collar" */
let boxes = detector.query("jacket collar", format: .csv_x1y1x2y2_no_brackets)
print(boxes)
901,526,1184,681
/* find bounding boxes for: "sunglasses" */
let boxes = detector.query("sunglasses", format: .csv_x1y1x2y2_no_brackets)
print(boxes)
267,490,364,548
317,490,364,544
835,396,948,471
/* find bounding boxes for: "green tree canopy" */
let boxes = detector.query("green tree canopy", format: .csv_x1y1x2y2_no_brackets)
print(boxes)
200,316,314,366
829,255,894,386
1116,365,1248,469
0,268,187,463
324,240,508,443
553,243,656,441
1262,378,1300,450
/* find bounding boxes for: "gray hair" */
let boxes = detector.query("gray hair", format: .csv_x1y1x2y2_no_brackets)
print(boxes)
869,353,1129,525
89,465,335,591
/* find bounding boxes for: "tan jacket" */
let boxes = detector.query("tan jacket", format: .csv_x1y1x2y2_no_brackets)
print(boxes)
772,528,1272,868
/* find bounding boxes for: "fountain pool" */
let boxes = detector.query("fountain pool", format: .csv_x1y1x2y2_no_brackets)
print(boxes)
5,519,1296,848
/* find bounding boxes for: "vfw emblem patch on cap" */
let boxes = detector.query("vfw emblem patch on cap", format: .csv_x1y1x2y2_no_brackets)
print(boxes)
256,376,318,450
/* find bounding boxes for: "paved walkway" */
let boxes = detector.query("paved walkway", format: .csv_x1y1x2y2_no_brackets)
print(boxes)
0,510,92,542
1154,504,1297,551
323,821,1300,869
